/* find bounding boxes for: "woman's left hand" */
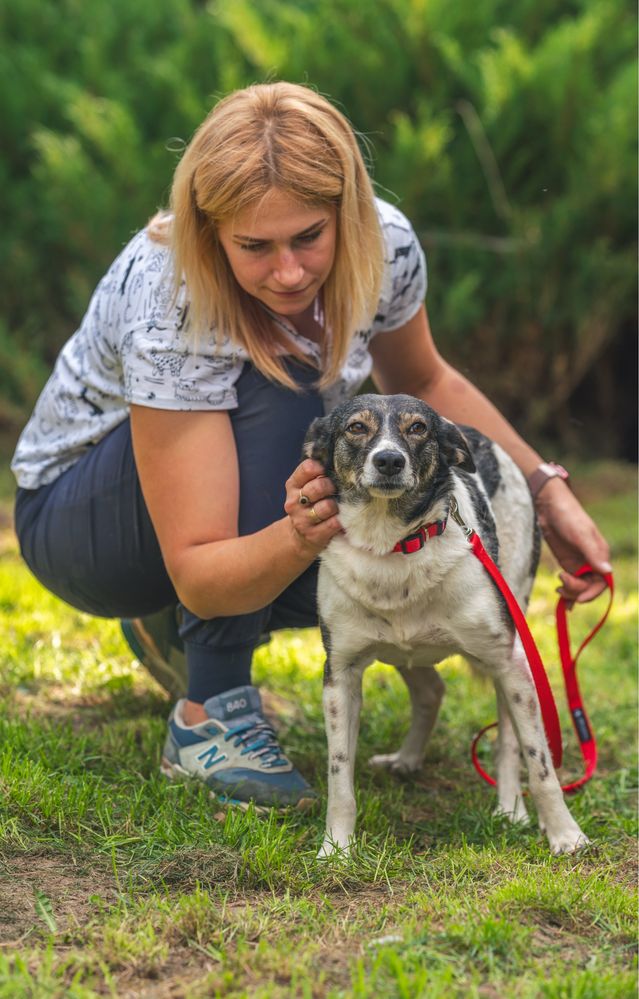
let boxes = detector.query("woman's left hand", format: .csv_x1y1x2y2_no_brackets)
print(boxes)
534,478,612,608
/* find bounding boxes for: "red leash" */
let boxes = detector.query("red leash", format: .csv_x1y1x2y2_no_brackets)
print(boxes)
448,497,614,793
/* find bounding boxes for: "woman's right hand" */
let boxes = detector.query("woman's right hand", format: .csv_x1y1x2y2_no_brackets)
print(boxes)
284,459,342,555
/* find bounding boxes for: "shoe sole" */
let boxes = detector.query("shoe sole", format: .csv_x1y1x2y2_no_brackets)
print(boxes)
160,757,317,814
121,620,186,699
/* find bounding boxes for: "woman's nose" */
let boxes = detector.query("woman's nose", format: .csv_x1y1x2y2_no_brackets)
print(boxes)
272,249,304,288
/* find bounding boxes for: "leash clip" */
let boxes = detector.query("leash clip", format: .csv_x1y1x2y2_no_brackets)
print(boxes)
448,495,474,539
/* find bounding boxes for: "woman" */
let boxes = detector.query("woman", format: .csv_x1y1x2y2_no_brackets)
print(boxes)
11,82,611,810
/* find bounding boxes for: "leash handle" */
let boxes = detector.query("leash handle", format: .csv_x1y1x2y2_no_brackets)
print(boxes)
555,564,613,792
471,563,613,793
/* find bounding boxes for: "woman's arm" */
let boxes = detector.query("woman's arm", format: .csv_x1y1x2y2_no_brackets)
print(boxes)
369,306,612,604
130,405,340,619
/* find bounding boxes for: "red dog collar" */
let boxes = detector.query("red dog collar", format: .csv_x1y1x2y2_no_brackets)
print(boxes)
392,518,447,554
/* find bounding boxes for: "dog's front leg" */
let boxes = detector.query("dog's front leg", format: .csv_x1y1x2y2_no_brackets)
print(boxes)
494,643,588,855
319,659,365,858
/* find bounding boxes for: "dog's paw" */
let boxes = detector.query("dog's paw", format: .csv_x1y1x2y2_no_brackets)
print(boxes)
317,838,351,861
547,827,590,856
368,752,419,776
494,798,530,825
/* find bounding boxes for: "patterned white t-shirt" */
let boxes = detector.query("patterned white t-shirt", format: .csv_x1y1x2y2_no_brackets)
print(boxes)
12,198,427,489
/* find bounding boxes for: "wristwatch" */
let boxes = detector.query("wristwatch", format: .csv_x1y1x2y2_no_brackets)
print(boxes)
527,462,570,499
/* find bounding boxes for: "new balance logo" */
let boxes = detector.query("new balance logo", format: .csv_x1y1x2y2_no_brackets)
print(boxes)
225,697,248,714
196,744,226,770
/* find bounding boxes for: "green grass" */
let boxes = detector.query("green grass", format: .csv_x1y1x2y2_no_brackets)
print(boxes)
0,461,636,997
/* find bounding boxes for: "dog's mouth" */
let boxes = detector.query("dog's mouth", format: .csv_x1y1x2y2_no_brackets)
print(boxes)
362,474,414,499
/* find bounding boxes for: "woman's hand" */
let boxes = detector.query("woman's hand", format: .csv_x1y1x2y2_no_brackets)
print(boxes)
284,459,342,556
535,478,612,608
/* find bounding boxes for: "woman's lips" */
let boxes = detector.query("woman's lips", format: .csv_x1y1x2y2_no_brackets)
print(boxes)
268,285,312,297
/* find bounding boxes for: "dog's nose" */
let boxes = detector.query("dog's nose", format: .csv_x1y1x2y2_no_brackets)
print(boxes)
373,450,406,476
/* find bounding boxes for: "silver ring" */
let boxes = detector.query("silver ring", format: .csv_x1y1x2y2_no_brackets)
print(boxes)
299,491,311,506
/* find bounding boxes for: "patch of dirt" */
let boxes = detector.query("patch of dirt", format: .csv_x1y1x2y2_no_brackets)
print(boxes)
0,850,118,946
136,847,244,894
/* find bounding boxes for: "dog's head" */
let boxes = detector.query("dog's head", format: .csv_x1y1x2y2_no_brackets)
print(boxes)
304,394,474,504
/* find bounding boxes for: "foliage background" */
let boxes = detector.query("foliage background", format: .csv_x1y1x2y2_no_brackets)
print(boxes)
1,0,637,456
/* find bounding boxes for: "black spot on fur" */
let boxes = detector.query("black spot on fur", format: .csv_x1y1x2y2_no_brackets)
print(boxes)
330,764,340,775
527,746,537,758
460,427,501,498
456,471,499,564
514,693,522,704
320,618,333,687
455,468,513,629
530,518,542,580
528,697,536,715
328,702,338,718
334,752,347,763
462,423,541,589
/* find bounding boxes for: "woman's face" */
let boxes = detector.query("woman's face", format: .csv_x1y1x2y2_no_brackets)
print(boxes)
217,189,337,319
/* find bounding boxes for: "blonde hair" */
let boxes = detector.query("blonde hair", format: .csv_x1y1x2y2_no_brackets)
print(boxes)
148,82,384,389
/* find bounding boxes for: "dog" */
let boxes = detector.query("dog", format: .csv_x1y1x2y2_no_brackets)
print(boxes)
303,394,588,857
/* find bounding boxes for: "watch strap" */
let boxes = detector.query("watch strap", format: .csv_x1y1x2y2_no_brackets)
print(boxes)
528,461,570,499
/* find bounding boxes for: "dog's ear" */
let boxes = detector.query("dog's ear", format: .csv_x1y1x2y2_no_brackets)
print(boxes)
303,415,333,466
439,420,476,473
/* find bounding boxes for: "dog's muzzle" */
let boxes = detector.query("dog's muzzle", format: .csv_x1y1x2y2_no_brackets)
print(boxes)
363,447,414,495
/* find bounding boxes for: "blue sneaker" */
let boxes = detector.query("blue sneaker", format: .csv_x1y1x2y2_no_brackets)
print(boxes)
161,685,317,810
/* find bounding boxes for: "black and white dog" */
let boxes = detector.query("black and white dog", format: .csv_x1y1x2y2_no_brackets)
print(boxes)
304,394,588,857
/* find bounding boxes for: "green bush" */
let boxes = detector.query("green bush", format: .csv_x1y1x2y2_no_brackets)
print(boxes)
2,0,636,453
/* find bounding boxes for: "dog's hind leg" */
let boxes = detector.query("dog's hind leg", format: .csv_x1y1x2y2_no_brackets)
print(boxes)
369,665,445,776
493,682,529,824
319,659,367,857
490,641,588,855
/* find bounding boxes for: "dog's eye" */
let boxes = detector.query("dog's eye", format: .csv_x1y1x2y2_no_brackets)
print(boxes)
407,421,427,435
346,421,368,435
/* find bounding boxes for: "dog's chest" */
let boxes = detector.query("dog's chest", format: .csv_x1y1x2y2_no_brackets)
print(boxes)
319,537,471,651
322,542,436,609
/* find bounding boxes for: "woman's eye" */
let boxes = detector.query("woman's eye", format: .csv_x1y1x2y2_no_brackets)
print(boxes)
408,421,427,434
294,229,322,246
238,242,267,253
347,421,368,435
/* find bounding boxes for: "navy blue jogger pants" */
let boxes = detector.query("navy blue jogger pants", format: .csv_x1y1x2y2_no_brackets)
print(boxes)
14,361,325,702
